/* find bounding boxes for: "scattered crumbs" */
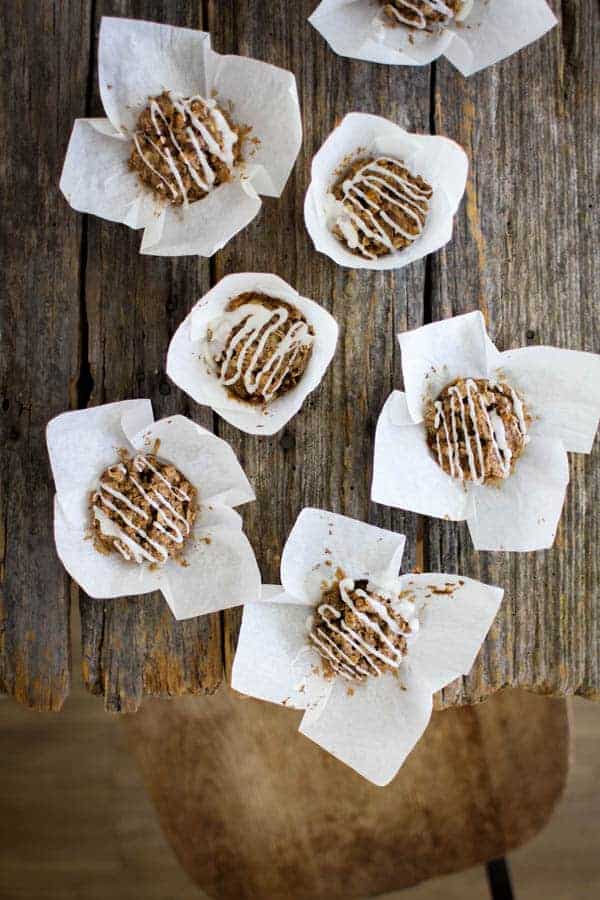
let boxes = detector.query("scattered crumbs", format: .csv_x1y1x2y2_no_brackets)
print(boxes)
324,559,332,567
324,547,332,555
346,686,355,697
459,579,465,586
298,683,305,694
107,83,113,90
200,536,212,545
427,581,459,595
334,566,345,581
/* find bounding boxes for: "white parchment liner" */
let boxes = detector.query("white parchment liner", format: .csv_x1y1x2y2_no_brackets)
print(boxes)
304,113,468,270
167,273,339,436
231,508,503,785
372,311,600,551
60,17,303,257
47,400,261,620
309,0,557,76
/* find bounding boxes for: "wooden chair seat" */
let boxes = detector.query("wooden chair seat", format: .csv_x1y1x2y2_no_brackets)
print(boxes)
125,686,569,899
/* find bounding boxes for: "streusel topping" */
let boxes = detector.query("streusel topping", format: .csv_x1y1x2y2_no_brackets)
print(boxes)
90,452,197,567
130,90,244,206
329,156,432,259
309,577,419,682
381,0,464,31
425,378,530,484
207,293,314,405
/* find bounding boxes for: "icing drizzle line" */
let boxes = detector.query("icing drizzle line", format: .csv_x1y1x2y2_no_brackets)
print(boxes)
333,156,431,260
93,455,192,565
133,92,238,206
386,0,456,30
216,302,313,403
433,380,530,484
309,578,419,682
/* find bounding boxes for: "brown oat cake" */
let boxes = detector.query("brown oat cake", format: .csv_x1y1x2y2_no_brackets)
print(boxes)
381,0,463,31
424,377,531,484
212,292,314,405
309,578,413,682
129,90,246,205
90,452,197,567
331,156,432,259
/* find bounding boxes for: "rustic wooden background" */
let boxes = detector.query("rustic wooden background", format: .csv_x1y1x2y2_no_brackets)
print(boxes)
0,0,598,713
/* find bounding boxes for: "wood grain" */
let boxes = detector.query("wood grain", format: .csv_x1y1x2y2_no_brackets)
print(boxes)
77,1,223,711
428,0,600,707
0,0,598,711
125,686,569,899
0,0,92,709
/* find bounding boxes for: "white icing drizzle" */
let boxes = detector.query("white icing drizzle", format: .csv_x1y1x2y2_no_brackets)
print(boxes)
93,456,193,566
212,301,313,403
309,578,418,682
386,0,456,30
331,156,431,260
133,92,238,206
433,380,529,485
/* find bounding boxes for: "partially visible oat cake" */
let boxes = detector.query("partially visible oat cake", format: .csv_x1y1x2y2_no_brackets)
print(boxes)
381,0,464,32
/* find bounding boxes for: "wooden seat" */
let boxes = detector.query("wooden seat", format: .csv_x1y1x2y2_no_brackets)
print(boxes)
125,687,569,900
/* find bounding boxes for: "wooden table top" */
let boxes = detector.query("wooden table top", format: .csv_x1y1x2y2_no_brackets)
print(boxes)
0,0,598,713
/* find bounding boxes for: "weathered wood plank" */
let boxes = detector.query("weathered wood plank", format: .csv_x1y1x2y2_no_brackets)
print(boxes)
207,0,429,678
428,0,600,707
2,0,598,712
0,0,92,710
78,1,223,711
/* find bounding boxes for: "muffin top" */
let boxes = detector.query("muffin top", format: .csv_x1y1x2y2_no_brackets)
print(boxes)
381,0,464,32
207,292,315,405
90,452,197,567
129,90,244,206
329,156,432,260
425,378,531,485
309,577,418,682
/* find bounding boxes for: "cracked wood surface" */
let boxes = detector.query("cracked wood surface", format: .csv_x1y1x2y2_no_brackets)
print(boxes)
0,0,597,711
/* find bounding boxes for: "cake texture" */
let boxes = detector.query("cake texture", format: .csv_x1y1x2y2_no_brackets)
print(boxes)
425,378,530,485
330,156,432,259
381,0,464,31
309,577,417,682
208,292,315,405
90,452,197,566
129,90,243,205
